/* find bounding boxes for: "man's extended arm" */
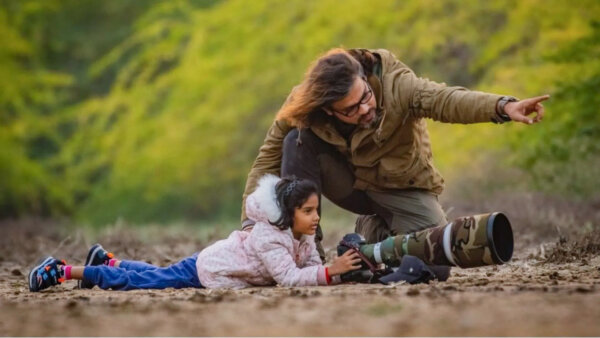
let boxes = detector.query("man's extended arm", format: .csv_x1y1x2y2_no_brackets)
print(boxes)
378,48,501,123
376,49,548,124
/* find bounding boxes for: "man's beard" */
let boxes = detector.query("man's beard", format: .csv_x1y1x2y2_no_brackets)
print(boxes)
358,108,382,129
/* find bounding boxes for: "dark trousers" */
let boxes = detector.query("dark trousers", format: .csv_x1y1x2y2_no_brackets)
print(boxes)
281,128,447,247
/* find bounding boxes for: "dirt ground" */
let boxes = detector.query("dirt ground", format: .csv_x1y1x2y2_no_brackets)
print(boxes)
1,193,600,336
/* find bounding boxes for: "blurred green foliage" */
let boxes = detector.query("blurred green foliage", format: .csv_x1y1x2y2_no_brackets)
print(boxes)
0,0,598,224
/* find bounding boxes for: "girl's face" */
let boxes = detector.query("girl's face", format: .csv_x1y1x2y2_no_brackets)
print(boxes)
292,193,320,240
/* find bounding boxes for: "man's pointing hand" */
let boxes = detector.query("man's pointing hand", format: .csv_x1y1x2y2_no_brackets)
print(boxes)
505,94,550,125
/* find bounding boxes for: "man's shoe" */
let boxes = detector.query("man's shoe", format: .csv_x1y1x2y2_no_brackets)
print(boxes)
29,256,65,292
78,244,114,289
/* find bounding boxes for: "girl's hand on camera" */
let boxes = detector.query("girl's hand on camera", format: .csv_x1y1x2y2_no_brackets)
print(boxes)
328,250,362,276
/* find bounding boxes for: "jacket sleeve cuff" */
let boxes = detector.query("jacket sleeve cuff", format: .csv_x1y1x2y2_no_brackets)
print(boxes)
491,96,518,124
320,267,342,285
317,266,329,285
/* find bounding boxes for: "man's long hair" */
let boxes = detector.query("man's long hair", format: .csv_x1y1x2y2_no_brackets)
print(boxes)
276,48,376,128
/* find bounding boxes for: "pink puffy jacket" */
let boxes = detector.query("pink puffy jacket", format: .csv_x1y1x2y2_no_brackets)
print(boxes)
195,175,329,289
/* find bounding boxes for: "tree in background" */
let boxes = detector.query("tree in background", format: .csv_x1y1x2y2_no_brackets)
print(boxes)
0,0,598,224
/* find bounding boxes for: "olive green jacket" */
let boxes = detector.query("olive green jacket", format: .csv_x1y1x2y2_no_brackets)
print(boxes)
241,49,504,222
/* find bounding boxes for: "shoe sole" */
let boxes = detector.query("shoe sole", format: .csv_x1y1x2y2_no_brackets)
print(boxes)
29,256,54,292
78,244,104,289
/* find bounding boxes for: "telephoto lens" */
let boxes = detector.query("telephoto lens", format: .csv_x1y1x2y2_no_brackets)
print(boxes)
355,212,514,268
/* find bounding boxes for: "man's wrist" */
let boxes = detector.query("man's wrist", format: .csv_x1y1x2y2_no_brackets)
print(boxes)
492,96,518,124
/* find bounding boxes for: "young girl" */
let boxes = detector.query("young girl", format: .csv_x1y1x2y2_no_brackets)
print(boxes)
29,175,362,291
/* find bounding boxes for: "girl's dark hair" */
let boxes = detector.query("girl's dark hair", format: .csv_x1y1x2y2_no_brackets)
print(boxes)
270,176,319,230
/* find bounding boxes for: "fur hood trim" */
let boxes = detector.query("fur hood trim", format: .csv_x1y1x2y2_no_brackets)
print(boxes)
250,174,281,223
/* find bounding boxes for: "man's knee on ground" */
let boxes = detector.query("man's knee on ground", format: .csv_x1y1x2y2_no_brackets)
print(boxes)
354,214,392,243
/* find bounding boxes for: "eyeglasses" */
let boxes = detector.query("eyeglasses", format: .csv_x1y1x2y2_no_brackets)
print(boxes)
329,78,373,118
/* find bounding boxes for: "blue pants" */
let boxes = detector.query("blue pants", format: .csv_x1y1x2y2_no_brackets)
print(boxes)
82,253,202,291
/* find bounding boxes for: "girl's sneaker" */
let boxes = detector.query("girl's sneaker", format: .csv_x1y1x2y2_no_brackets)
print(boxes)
78,244,115,289
29,256,66,292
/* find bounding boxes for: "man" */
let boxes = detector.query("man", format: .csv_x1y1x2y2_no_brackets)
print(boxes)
240,48,548,257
